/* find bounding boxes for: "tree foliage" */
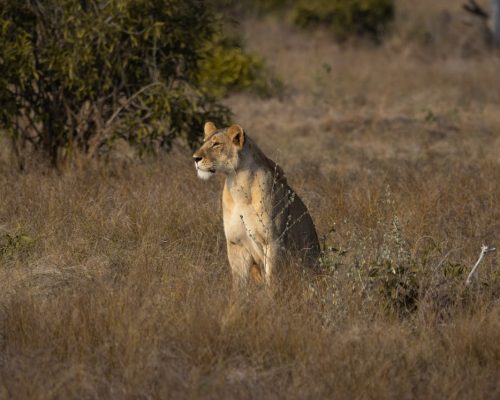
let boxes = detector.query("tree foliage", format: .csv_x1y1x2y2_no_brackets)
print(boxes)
0,0,232,167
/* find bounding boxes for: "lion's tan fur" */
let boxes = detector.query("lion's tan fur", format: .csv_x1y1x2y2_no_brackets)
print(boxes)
193,122,320,287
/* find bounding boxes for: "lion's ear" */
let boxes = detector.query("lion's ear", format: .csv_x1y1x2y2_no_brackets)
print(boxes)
204,121,217,141
227,124,245,150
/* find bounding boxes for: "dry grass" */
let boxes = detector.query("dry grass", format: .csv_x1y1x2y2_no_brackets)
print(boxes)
0,155,498,399
1,1,500,398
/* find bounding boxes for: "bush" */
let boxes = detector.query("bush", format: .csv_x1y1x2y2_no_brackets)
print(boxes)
0,226,34,258
214,0,394,41
292,0,394,40
198,34,280,98
0,0,264,168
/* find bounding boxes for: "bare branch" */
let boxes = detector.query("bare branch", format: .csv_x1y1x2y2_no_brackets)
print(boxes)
105,82,163,129
465,244,496,285
463,0,489,19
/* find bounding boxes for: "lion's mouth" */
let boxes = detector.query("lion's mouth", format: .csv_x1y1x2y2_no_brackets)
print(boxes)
195,165,216,180
194,162,216,174
197,167,215,173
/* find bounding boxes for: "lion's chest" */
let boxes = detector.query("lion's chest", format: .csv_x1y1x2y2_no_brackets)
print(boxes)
223,204,249,242
222,190,265,264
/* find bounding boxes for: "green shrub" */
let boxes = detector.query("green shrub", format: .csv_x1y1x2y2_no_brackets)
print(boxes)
210,0,290,15
0,226,34,259
292,0,394,40
198,34,280,98
0,0,270,168
214,0,394,41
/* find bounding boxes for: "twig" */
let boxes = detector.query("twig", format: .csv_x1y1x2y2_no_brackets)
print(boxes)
463,0,489,19
436,249,454,270
465,244,496,286
105,82,162,128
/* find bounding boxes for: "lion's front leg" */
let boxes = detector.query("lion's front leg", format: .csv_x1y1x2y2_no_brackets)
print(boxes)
227,242,254,291
263,242,281,286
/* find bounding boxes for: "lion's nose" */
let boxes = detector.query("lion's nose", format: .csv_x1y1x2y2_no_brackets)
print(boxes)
193,156,202,163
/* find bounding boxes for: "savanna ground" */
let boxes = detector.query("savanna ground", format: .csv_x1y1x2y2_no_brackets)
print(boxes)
1,1,499,398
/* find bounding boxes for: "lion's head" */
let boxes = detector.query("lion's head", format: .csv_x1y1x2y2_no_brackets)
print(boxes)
192,122,245,180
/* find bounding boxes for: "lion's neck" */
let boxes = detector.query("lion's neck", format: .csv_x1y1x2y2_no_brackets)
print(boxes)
225,136,267,193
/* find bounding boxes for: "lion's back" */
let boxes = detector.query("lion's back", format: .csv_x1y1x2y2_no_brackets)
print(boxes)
284,190,321,268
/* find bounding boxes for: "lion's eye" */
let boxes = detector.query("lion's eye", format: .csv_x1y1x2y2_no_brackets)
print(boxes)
212,142,222,148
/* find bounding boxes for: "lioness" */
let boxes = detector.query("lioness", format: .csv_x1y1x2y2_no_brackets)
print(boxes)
193,122,320,287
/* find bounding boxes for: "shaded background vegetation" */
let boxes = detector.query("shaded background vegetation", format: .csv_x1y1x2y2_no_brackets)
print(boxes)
0,0,273,168
0,0,393,168
0,0,499,399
